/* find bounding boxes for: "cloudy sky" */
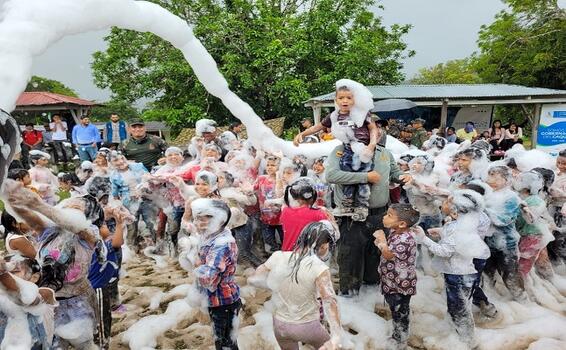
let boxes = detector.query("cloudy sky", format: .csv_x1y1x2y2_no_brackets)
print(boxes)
31,0,507,103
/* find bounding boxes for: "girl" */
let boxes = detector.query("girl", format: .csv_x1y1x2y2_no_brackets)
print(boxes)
308,156,330,208
488,120,505,153
513,171,555,277
280,177,330,251
416,190,490,348
502,122,523,150
250,221,344,350
28,150,59,205
4,179,106,349
405,155,442,230
1,211,36,258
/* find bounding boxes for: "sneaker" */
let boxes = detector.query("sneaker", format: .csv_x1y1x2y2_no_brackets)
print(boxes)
479,301,498,318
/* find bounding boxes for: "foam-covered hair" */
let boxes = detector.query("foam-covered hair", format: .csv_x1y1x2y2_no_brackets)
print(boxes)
335,79,374,127
195,170,218,191
165,146,183,156
195,119,217,136
449,189,485,214
408,154,434,173
29,150,51,161
190,198,231,235
513,170,544,194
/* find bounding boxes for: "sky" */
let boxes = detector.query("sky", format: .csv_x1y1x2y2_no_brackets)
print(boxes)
31,0,507,103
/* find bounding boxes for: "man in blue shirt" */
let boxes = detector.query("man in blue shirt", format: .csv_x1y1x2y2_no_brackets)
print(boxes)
72,115,100,161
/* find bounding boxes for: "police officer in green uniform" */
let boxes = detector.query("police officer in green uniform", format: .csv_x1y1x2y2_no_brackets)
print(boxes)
119,119,168,171
409,118,428,149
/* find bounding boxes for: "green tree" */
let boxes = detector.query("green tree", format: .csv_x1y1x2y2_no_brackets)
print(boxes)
410,58,482,84
25,76,79,97
89,99,140,122
473,0,565,137
474,0,565,89
92,0,413,132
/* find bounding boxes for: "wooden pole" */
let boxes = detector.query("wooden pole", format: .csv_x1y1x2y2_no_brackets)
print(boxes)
440,99,448,130
313,104,322,124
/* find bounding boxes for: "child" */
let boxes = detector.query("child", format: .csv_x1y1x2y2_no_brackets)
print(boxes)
1,211,36,259
254,155,283,252
513,171,554,277
373,204,419,350
250,221,344,350
28,150,59,205
294,80,378,220
483,165,526,300
308,156,330,208
416,190,490,348
191,198,241,350
7,168,38,194
405,155,442,231
280,177,329,251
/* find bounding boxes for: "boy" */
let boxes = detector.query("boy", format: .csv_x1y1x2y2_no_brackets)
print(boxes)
484,166,526,300
294,81,378,220
254,155,283,252
374,204,419,350
192,198,241,350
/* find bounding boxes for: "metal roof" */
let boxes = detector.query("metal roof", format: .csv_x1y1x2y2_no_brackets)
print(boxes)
306,84,566,103
16,92,96,107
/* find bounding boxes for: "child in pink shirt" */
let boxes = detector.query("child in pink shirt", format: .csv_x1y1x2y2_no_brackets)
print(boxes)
280,178,329,251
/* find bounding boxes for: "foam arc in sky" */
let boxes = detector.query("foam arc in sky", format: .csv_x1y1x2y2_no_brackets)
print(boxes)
0,0,345,158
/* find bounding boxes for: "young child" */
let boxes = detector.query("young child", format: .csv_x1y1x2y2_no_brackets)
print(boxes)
308,156,329,208
513,170,554,278
405,155,442,231
28,150,59,205
373,204,420,350
1,211,36,259
280,177,329,251
416,190,490,348
483,165,527,300
254,155,283,252
191,198,241,350
7,168,38,194
294,80,378,220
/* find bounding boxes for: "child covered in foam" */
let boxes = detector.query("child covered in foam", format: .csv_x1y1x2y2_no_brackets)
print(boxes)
373,204,420,350
294,79,379,220
415,190,490,348
191,198,241,350
28,150,59,205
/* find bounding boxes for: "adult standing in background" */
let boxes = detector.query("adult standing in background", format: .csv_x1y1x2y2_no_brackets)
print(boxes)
72,115,100,162
120,119,167,172
228,121,243,140
103,113,128,149
49,114,69,164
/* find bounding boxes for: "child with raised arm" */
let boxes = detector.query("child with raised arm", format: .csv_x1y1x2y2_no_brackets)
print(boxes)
374,204,419,350
294,79,378,220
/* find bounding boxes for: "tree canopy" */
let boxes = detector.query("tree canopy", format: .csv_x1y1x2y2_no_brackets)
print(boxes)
410,58,482,84
474,0,565,89
89,99,140,122
25,76,79,97
92,0,413,132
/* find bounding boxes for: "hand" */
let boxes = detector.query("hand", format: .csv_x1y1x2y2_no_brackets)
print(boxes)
157,157,167,166
367,171,381,184
293,133,303,147
373,229,386,244
427,227,441,239
92,143,97,148
399,174,412,185
168,176,185,188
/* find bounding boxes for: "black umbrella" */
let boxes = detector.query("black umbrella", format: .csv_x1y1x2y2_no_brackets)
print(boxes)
371,99,417,112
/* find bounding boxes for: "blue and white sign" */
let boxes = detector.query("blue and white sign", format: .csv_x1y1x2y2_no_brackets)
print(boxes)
537,104,566,153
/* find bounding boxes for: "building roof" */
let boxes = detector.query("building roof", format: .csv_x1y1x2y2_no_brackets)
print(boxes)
16,91,96,107
306,84,566,105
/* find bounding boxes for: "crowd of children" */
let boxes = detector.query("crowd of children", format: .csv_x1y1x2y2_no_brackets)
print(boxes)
1,79,566,350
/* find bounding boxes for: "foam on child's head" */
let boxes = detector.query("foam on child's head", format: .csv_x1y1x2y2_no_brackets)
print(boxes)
334,79,374,128
390,203,420,227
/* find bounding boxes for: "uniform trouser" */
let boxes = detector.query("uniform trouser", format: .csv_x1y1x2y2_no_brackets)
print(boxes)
337,207,386,294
